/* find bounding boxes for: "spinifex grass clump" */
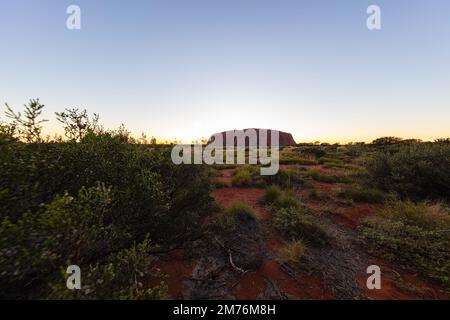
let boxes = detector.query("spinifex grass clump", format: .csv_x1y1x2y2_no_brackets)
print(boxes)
232,165,265,187
218,202,258,229
278,240,306,266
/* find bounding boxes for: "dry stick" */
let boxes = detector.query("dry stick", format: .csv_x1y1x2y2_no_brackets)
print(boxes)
228,250,245,273
213,236,247,274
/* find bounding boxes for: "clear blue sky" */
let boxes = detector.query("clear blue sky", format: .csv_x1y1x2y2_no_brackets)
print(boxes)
1,0,449,142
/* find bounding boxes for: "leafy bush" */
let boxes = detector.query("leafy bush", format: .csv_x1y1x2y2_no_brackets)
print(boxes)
273,207,329,247
0,185,167,299
337,184,385,203
4,99,47,143
379,200,450,230
0,133,214,244
371,136,403,145
368,142,450,200
361,200,450,287
48,239,168,300
298,146,326,159
361,220,450,287
278,240,305,266
0,101,216,299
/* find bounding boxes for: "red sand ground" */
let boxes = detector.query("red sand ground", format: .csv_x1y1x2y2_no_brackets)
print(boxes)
213,187,334,299
149,167,450,300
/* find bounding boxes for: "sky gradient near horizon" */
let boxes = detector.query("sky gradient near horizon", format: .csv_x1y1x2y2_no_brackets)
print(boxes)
1,0,449,143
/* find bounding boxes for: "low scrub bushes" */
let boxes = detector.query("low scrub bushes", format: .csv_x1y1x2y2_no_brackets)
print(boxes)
307,170,349,184
273,207,329,247
264,168,306,189
279,157,317,165
368,142,450,200
262,186,300,209
360,200,450,287
0,184,167,299
232,165,265,187
48,239,168,300
318,157,344,168
379,200,450,230
0,129,214,299
337,184,385,203
308,188,330,201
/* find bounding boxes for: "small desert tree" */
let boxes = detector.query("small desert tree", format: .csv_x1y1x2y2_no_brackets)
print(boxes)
55,108,100,141
371,136,402,145
4,98,47,143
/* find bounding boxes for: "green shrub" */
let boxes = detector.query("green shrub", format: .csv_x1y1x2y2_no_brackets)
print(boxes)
371,136,403,145
48,238,168,300
0,131,214,299
297,146,326,159
379,200,450,230
307,170,349,183
361,200,450,287
0,102,215,299
0,133,214,244
279,157,317,165
273,207,329,247
337,184,385,203
318,157,344,167
0,184,168,299
368,142,450,200
361,220,450,287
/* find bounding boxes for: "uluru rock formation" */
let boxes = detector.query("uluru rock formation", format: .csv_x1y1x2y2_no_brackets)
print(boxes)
210,129,296,147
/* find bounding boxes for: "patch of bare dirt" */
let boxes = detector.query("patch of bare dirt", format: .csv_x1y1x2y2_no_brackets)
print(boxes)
150,167,450,300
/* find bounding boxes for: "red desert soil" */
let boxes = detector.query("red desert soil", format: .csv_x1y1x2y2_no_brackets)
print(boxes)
213,187,334,299
150,167,450,300
357,259,450,300
149,249,197,299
